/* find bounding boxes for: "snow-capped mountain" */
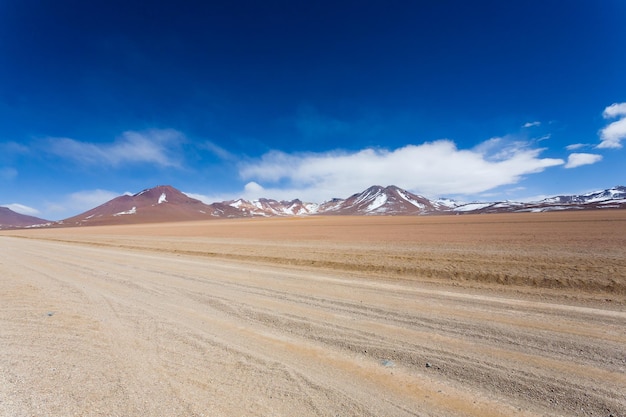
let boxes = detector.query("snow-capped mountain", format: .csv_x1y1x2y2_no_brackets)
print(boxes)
224,198,319,217
317,185,441,215
451,186,626,213
0,206,50,229
538,186,626,206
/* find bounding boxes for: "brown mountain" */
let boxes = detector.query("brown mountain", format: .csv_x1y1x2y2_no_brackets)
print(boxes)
0,206,50,229
10,184,625,229
61,185,217,226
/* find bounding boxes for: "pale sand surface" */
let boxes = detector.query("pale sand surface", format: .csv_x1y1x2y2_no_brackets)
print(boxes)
1,212,625,416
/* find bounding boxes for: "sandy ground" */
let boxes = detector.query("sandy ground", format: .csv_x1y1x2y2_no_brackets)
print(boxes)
1,212,625,416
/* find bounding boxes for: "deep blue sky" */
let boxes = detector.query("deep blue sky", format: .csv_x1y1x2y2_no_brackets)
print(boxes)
1,0,625,220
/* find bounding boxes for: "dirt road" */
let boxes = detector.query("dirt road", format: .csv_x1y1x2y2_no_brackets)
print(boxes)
1,215,625,416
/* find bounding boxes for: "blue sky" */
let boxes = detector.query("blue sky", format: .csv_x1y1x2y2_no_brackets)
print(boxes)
1,0,625,220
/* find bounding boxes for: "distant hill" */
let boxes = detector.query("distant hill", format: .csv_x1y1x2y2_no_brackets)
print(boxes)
0,206,50,229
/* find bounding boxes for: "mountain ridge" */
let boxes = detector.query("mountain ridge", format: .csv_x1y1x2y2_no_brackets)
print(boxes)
2,184,625,228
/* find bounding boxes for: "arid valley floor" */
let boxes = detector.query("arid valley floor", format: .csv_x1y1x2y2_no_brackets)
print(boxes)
1,211,625,416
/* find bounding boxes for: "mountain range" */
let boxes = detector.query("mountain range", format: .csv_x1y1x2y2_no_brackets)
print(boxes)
2,184,625,229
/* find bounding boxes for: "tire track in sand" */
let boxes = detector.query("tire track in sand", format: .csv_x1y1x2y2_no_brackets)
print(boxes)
1,236,625,416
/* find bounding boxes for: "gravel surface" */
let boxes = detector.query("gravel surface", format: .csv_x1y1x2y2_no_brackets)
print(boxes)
1,213,625,416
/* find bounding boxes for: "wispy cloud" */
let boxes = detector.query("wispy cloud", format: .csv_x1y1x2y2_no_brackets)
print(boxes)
523,121,541,128
46,129,185,167
0,141,29,156
564,153,603,169
200,140,235,160
565,143,587,151
44,189,122,220
66,189,123,208
598,102,626,149
238,139,564,201
0,167,18,180
472,136,536,161
0,203,40,216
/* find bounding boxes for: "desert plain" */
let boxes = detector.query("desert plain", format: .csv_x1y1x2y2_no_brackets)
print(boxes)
1,210,625,417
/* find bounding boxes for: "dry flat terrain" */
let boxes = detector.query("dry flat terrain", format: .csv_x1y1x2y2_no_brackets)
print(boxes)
1,211,625,416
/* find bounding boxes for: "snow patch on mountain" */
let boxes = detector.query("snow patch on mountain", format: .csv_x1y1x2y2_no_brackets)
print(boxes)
114,206,136,216
367,194,388,211
158,193,167,204
434,198,460,209
453,203,493,212
397,189,426,209
230,200,244,209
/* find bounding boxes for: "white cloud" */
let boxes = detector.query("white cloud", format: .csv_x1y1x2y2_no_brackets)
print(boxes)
598,118,626,149
523,121,541,128
242,181,266,198
603,102,626,118
238,139,564,201
47,129,185,167
565,143,586,151
564,153,603,169
598,102,626,149
1,203,40,216
472,136,534,161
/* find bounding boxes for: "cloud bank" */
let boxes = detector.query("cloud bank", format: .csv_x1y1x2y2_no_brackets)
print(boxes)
47,129,185,167
598,102,626,149
238,139,564,201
